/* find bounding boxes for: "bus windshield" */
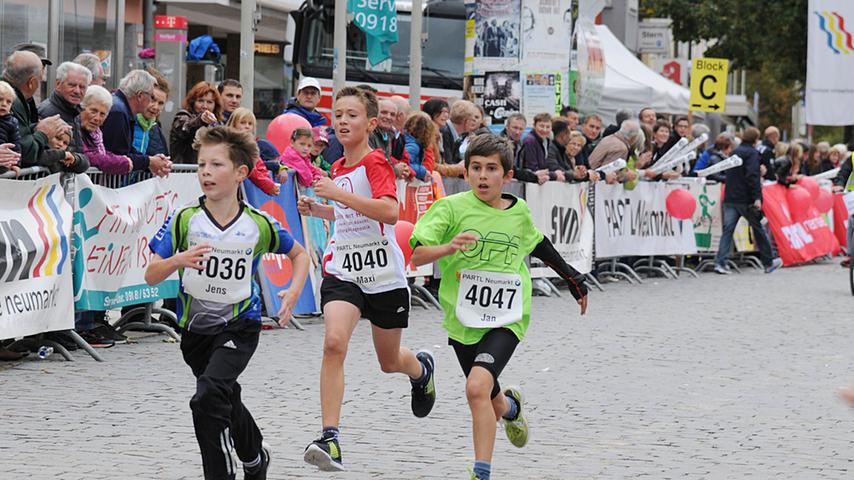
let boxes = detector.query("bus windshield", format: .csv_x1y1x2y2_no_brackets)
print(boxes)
300,7,465,90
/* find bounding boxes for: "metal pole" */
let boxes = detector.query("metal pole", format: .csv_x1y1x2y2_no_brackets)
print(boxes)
408,0,422,111
115,0,126,84
240,0,256,107
333,0,347,104
143,0,154,49
47,0,60,88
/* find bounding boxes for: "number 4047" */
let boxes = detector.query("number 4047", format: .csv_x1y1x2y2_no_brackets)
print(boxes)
463,285,516,310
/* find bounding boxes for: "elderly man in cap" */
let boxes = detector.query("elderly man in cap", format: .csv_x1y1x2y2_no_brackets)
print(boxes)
2,50,69,167
284,76,326,127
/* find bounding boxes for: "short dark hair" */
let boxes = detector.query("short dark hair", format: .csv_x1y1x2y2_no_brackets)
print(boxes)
336,86,379,118
552,118,570,137
354,83,378,94
653,119,671,134
422,98,450,120
674,116,689,126
533,112,552,125
193,126,258,172
218,79,242,94
742,127,760,145
560,105,578,117
464,134,514,173
505,112,526,125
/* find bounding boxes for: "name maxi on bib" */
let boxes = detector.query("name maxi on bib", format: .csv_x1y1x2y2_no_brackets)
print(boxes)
456,269,523,328
183,236,255,304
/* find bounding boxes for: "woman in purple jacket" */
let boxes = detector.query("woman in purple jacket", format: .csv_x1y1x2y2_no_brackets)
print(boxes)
80,85,133,174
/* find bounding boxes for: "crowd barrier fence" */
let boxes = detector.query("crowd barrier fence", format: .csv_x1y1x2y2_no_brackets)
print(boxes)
0,167,844,360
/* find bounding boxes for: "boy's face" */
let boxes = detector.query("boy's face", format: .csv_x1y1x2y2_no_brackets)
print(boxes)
311,140,326,156
292,136,313,157
0,93,12,116
50,135,70,150
465,154,512,205
197,143,248,202
534,121,552,139
334,96,377,148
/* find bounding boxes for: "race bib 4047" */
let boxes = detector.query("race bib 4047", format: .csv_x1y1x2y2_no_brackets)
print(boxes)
455,269,523,328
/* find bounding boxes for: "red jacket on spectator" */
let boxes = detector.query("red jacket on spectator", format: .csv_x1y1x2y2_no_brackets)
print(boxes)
247,159,278,195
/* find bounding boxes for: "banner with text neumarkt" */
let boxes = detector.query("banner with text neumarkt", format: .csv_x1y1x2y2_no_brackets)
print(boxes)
594,182,697,258
72,174,201,310
0,174,74,338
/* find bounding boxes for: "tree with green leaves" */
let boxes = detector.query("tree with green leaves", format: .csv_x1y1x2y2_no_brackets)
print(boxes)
640,0,807,132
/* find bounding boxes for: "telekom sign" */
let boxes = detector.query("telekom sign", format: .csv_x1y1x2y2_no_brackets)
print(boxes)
154,16,188,30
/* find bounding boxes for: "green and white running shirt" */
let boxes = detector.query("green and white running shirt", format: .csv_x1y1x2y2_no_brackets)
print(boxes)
410,191,544,345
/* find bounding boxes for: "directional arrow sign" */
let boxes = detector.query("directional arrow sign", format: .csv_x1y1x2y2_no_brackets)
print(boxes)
689,58,728,113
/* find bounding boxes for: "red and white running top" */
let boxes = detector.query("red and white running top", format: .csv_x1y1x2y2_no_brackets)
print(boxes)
322,149,408,294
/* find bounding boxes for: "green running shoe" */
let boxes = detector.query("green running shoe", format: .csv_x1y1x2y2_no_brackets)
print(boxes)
502,385,529,448
411,350,436,417
304,435,344,471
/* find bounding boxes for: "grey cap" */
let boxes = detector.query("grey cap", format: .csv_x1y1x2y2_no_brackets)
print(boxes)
13,42,53,66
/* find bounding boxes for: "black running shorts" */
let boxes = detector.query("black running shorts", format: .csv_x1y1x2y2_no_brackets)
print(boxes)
320,276,410,329
449,327,519,399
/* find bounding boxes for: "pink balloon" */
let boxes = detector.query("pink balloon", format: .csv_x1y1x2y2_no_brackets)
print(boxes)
665,188,696,220
815,188,834,213
265,113,312,153
797,176,820,202
395,221,415,265
786,185,812,218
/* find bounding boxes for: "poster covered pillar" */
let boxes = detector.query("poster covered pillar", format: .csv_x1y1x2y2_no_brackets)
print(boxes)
154,15,189,144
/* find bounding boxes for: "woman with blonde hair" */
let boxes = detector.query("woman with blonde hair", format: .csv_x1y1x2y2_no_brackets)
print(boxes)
225,107,280,196
403,111,438,182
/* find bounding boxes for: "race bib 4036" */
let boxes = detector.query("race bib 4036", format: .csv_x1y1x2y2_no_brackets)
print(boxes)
455,269,523,328
182,237,254,304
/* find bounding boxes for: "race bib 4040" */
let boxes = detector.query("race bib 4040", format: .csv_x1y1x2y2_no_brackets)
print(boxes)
182,237,254,304
455,270,523,328
333,236,397,289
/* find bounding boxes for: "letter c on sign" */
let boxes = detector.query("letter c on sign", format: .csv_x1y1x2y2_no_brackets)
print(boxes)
700,75,717,100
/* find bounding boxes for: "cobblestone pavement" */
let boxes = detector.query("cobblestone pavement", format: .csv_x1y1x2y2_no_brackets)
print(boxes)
2,262,854,479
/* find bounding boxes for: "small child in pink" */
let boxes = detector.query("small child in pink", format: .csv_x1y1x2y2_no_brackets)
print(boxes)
278,127,325,187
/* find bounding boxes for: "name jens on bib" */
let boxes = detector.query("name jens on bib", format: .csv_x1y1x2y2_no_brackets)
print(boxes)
456,269,523,328
334,236,397,289
183,235,254,304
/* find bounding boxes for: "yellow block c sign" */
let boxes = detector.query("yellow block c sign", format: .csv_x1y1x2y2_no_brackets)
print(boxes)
689,58,729,113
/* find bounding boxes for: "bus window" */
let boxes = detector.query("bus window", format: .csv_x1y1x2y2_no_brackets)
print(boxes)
299,6,464,90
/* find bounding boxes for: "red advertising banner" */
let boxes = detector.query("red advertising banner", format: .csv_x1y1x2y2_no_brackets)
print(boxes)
762,184,840,265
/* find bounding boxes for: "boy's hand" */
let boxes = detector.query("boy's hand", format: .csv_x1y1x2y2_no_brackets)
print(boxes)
276,289,298,327
312,177,340,201
174,244,212,270
448,232,479,253
577,294,588,315
63,151,75,166
297,195,316,216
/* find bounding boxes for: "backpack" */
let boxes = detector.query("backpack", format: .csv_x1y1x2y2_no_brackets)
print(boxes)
187,35,221,62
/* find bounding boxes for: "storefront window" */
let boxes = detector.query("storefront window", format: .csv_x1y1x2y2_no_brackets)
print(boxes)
0,0,49,58
59,0,118,82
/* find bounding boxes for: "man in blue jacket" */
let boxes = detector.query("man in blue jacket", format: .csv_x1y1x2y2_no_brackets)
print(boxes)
283,76,327,127
100,69,171,176
714,127,782,274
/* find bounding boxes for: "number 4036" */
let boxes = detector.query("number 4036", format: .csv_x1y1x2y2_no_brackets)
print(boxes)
463,285,516,310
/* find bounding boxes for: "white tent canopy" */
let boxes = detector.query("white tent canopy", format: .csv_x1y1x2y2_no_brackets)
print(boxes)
593,24,693,124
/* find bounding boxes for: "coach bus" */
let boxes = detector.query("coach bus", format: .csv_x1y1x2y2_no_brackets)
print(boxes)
289,0,466,118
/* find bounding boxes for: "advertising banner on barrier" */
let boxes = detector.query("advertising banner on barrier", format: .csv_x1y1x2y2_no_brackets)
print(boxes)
243,172,318,315
525,181,593,275
683,179,722,252
0,174,74,338
833,194,848,250
761,183,840,265
397,177,439,277
73,174,200,310
594,182,697,258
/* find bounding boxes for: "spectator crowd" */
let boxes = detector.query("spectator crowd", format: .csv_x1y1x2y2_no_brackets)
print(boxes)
1,43,851,361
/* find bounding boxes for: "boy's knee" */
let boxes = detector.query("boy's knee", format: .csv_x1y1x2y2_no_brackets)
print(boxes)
465,373,494,402
190,376,228,416
377,355,400,374
323,335,349,359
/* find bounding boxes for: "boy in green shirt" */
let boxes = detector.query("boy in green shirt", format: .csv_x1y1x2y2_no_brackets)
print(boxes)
410,134,589,480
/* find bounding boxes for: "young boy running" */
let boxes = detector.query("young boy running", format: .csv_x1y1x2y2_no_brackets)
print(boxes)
409,134,589,480
145,126,310,480
297,87,436,471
